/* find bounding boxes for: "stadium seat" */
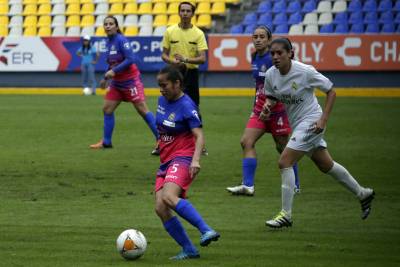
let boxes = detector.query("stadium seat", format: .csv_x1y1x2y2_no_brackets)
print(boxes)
394,0,400,11
51,0,64,3
81,26,95,36
124,25,138,36
395,12,400,24
24,26,37,36
51,3,65,15
137,2,152,14
257,1,271,14
81,3,95,15
153,25,166,36
153,14,167,26
397,24,400,32
287,1,301,14
152,2,167,14
95,26,106,36
138,25,152,36
0,25,8,36
230,24,243,34
288,12,302,25
66,26,80,36
379,11,393,24
0,15,8,27
124,14,138,26
9,4,22,16
95,14,106,27
80,0,93,4
378,0,392,12
23,4,37,15
303,12,318,25
167,14,179,25
274,24,289,34
66,3,80,15
9,26,23,36
302,0,316,14
363,0,377,12
288,24,303,35
124,3,138,14
38,26,51,36
334,23,348,33
242,12,257,26
332,0,346,13
23,0,36,4
304,24,318,34
51,15,65,27
333,12,347,24
244,24,256,34
167,2,179,14
66,15,80,27
9,15,23,27
273,13,287,25
364,11,377,24
349,11,363,24
109,3,123,15
318,12,332,25
317,1,331,13
365,23,379,33
38,15,51,27
197,14,212,28
113,14,124,27
349,23,364,33
52,25,66,36
257,13,273,27
94,3,109,15
138,14,153,27
381,23,395,33
81,15,94,27
23,15,37,27
348,0,362,12
320,23,334,33
210,2,225,15
272,0,286,13
38,3,51,15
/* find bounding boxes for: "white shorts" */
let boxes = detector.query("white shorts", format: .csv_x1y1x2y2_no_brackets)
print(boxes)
287,120,327,153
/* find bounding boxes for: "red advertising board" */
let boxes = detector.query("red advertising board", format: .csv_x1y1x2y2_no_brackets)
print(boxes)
208,34,400,71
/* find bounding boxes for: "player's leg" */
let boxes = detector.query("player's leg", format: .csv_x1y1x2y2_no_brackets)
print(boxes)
132,101,158,140
311,148,375,219
90,99,120,148
273,134,300,192
226,127,264,196
155,188,199,260
266,147,305,228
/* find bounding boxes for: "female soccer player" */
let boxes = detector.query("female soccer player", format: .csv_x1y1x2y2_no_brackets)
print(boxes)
90,16,158,151
226,26,300,196
260,38,375,228
154,65,219,260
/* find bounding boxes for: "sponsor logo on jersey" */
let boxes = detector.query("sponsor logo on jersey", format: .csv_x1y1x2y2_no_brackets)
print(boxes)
163,120,176,127
160,134,174,143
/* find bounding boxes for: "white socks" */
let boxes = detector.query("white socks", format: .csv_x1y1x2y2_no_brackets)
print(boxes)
281,167,296,217
327,162,363,198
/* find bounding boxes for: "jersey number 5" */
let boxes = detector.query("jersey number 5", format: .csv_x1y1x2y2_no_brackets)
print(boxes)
170,164,179,173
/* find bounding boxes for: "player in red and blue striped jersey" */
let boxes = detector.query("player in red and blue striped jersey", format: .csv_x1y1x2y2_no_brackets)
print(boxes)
154,65,219,260
90,16,158,151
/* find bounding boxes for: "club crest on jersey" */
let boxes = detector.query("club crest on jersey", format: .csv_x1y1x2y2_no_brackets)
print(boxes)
168,113,175,121
123,42,130,49
292,82,298,91
261,64,267,72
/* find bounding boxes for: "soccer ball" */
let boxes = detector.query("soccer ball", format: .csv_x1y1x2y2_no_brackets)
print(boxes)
82,87,92,95
116,229,147,260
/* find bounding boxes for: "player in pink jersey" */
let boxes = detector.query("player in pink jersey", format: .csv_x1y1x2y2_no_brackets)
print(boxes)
226,26,299,196
154,65,219,260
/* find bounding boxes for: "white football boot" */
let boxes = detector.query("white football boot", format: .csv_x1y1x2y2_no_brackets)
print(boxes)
226,184,254,196
265,210,293,228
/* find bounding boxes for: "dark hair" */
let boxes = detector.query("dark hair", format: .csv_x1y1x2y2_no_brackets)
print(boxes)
159,64,187,86
255,25,272,40
82,41,91,55
104,15,122,34
179,2,196,13
270,37,294,59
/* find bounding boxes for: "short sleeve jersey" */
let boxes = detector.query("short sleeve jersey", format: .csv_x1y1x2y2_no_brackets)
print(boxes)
78,46,97,65
264,60,333,129
162,24,208,69
251,52,285,116
156,94,202,163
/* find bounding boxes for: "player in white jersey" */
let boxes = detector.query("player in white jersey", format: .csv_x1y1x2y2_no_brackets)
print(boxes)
260,38,375,228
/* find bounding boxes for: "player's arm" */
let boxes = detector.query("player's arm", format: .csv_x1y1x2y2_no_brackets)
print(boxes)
190,127,204,179
314,88,336,133
111,40,135,74
259,96,277,121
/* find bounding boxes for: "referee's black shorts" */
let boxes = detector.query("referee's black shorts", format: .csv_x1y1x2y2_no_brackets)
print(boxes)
183,68,200,106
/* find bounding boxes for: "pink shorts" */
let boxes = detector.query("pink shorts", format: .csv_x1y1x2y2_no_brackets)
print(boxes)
105,78,145,103
155,158,193,199
246,112,291,136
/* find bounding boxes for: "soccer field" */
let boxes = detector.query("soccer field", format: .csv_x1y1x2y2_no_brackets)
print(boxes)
0,95,399,266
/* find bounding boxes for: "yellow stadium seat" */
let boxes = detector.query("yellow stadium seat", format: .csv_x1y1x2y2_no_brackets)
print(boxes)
0,0,7,4
196,2,210,14
109,0,123,3
66,3,80,15
37,15,51,27
38,26,51,36
0,4,8,16
37,0,50,4
152,2,167,14
224,0,240,4
124,25,138,36
23,15,37,27
23,0,37,4
38,4,51,15
109,3,123,15
81,15,94,27
167,14,179,25
80,0,93,4
137,2,152,14
210,2,225,15
66,15,80,27
24,26,37,36
152,0,166,3
65,0,79,4
23,4,37,15
153,14,167,26
81,3,94,15
0,26,8,36
123,3,138,15
196,14,211,28
0,15,8,26
167,2,179,14
95,26,106,36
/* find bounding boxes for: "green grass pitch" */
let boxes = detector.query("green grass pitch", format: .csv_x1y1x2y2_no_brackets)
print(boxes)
0,95,399,266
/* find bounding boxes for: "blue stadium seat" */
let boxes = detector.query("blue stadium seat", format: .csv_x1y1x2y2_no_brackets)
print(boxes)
397,24,400,32
274,24,289,34
257,1,272,14
349,11,363,24
333,12,348,24
272,0,287,13
379,11,393,24
394,0,400,11
335,24,349,33
243,12,258,26
365,23,379,33
288,12,303,25
363,0,377,12
364,12,377,24
395,12,400,24
381,23,395,33
273,13,287,25
348,0,362,12
320,23,334,33
287,1,302,14
230,24,243,34
378,0,392,12
258,13,273,26
349,23,364,33
302,0,316,13
244,24,257,34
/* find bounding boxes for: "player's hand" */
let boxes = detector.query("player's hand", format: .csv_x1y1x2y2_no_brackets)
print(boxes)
189,161,201,179
259,103,272,121
100,79,107,89
312,118,326,134
104,70,115,79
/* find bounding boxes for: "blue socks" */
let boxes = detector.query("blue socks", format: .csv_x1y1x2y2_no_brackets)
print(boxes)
144,112,159,140
175,199,211,235
163,216,197,254
103,113,115,146
293,163,300,190
242,158,257,187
